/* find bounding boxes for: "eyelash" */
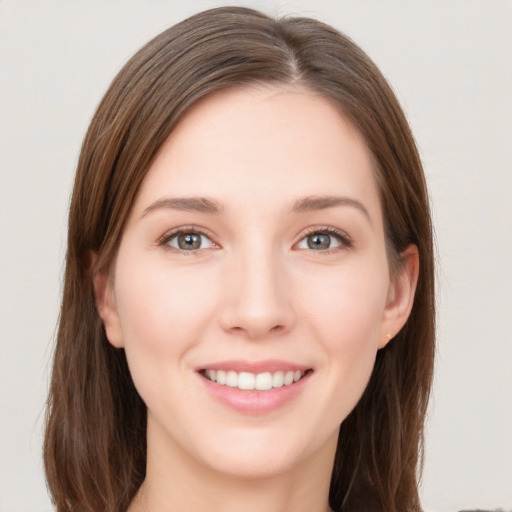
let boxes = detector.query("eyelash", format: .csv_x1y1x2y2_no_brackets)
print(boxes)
158,226,218,254
298,226,354,252
157,226,353,253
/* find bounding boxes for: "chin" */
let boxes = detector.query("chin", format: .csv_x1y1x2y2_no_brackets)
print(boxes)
198,445,305,479
186,422,339,480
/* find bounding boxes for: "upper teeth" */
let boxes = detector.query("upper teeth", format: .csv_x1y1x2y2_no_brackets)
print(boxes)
204,370,304,391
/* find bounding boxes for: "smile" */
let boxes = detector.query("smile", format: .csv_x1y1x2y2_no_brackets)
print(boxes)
202,369,306,391
197,360,313,414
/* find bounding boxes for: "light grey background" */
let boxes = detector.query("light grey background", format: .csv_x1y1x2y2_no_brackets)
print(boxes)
1,1,511,511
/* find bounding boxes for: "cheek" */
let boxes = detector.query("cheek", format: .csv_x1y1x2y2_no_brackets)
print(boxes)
112,255,220,401
111,260,225,439
300,260,389,345
297,261,389,414
115,256,215,346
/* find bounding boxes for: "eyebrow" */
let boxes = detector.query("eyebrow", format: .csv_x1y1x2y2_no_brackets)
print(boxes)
292,195,371,222
141,194,370,222
141,197,224,217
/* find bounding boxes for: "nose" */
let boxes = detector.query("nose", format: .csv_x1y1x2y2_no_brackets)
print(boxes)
219,247,296,340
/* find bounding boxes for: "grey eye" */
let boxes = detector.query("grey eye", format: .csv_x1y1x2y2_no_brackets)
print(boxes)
296,231,343,251
167,232,214,251
307,233,331,250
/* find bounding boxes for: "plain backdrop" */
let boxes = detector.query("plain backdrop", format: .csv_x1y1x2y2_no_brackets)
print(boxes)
1,1,511,511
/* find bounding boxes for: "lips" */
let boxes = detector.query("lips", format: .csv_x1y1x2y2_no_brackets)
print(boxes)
196,360,313,414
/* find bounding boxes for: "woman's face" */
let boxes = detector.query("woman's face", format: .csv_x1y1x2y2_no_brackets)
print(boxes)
97,85,417,478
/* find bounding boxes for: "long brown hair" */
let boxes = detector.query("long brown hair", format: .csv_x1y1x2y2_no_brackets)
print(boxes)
44,7,435,512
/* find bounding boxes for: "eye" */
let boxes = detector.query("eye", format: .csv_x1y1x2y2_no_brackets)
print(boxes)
163,230,216,251
296,228,352,251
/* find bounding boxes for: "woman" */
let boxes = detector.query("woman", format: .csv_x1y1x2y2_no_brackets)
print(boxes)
44,6,435,512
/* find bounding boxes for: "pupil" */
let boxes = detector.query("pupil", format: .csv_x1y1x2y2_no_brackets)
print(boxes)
178,233,201,250
308,233,330,250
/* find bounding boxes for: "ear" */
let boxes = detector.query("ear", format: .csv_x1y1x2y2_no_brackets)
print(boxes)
93,266,125,348
378,244,419,349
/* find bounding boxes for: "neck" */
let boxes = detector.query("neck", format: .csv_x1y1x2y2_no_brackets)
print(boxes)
128,418,336,512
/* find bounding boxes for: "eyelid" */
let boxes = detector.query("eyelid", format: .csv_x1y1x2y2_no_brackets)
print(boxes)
158,225,220,252
294,226,354,251
156,224,352,253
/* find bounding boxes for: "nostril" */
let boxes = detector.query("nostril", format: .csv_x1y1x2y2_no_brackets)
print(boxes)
226,322,288,339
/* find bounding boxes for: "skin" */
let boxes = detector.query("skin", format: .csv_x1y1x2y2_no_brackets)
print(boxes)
95,85,418,512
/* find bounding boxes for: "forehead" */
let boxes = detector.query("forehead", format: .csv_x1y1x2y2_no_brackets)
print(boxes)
132,85,381,220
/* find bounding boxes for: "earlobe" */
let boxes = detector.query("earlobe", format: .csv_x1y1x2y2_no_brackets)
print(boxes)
93,268,125,348
379,244,419,348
